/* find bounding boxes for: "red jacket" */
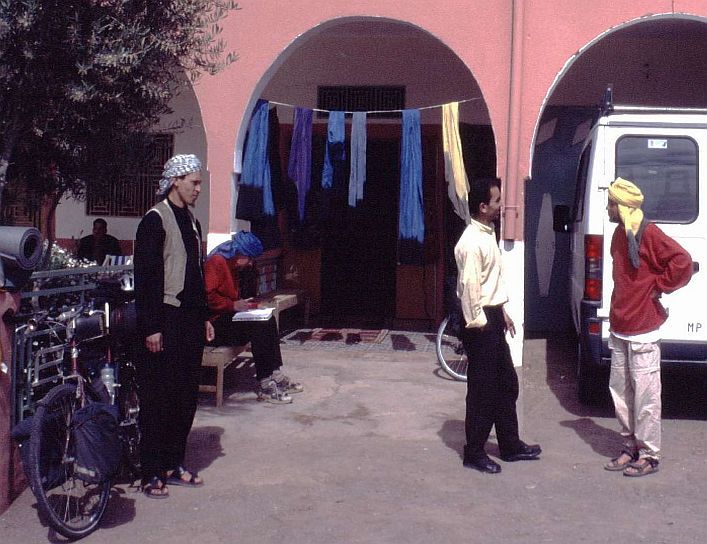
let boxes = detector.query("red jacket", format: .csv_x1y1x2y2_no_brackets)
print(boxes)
610,222,693,336
204,254,240,320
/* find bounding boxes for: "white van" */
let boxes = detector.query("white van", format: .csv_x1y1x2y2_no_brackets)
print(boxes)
554,88,707,404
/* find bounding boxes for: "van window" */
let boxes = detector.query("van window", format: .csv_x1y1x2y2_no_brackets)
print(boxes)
571,143,592,222
616,136,698,223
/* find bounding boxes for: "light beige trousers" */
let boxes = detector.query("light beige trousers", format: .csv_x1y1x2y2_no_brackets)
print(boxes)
608,334,662,460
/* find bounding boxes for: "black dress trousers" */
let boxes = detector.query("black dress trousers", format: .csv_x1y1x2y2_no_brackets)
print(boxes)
138,304,205,478
210,314,283,381
460,305,522,459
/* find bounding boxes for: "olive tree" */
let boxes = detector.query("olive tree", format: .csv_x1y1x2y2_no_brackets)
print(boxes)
0,0,239,235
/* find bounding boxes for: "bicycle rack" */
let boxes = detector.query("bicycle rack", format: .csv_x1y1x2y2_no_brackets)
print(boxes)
12,321,68,427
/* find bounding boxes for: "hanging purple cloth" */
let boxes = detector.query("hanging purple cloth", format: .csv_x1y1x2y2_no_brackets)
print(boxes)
398,109,425,264
240,99,275,216
287,107,313,222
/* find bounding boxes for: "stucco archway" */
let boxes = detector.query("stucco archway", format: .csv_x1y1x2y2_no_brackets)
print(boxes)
232,17,497,330
525,15,707,334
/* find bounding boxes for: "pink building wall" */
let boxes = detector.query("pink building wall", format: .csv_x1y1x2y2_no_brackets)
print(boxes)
193,0,705,241
4,1,707,512
193,0,514,237
195,0,707,240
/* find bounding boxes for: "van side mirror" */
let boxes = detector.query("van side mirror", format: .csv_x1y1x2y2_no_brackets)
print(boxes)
553,205,572,233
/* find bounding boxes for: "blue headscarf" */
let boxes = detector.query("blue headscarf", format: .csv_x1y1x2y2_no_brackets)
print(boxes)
208,231,264,260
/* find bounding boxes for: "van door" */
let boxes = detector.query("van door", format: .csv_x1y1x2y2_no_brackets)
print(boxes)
605,127,707,351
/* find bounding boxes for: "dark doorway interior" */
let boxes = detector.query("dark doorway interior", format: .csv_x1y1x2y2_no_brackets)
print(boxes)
277,122,496,331
320,137,399,328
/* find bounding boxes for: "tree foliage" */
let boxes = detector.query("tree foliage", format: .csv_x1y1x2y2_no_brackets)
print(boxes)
0,0,239,217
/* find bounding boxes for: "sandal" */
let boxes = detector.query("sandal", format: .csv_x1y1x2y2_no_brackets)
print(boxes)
142,476,169,499
166,466,204,487
623,458,659,477
604,449,638,471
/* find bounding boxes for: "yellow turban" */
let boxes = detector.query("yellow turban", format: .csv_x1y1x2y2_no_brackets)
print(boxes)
608,177,644,236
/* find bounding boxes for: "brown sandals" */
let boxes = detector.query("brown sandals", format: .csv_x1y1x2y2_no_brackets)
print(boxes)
604,449,638,471
623,458,660,477
166,466,204,487
142,476,169,499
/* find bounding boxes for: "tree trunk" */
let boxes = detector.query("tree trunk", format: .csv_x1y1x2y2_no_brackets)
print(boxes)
39,192,61,269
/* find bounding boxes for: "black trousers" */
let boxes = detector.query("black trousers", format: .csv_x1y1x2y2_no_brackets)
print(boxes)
210,314,283,380
460,305,522,459
138,305,205,479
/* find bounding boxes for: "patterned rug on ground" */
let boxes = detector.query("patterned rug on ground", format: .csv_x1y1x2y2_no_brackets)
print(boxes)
281,328,439,353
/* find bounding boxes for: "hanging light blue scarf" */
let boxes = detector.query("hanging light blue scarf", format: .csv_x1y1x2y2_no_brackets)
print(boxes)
399,109,424,245
348,112,367,207
241,99,275,216
322,111,346,189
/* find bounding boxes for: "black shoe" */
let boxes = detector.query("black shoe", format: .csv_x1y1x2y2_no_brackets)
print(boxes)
463,456,502,474
500,442,542,462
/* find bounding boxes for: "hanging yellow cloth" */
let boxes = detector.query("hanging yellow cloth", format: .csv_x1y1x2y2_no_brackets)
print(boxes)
442,102,471,224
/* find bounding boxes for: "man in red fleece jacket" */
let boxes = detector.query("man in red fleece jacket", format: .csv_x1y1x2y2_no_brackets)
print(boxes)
604,177,692,477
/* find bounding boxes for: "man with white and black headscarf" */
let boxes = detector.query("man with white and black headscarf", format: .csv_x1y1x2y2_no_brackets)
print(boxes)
134,154,215,498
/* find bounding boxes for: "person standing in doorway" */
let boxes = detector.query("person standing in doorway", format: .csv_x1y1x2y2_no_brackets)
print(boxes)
455,177,541,474
603,177,692,477
134,154,215,498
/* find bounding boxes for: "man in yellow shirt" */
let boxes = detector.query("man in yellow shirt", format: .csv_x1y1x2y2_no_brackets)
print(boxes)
454,177,541,474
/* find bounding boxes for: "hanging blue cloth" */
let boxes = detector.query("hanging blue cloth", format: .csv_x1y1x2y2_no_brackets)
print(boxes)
348,112,367,207
322,111,346,189
399,109,425,264
240,99,275,216
287,107,313,222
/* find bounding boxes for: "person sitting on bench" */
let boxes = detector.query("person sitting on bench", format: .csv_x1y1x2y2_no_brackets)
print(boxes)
204,231,303,404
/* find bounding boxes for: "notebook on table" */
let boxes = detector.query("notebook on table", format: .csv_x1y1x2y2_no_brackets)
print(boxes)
232,307,274,321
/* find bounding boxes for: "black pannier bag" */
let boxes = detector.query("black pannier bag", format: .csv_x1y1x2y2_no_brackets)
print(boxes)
12,415,67,492
71,402,121,483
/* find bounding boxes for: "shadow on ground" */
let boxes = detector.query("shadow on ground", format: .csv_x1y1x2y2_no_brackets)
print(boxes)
540,331,707,420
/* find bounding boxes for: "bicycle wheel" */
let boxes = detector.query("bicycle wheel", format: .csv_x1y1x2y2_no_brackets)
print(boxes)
28,383,110,539
436,316,469,381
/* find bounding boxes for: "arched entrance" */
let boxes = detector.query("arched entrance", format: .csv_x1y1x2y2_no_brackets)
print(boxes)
236,18,497,330
525,15,707,335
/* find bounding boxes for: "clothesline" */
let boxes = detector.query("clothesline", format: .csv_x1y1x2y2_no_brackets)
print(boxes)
266,96,483,115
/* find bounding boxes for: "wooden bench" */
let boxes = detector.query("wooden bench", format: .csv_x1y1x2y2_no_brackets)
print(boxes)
199,344,250,407
252,288,309,328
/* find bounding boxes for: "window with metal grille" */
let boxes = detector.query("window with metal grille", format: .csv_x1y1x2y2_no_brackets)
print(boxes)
317,86,405,118
86,133,174,217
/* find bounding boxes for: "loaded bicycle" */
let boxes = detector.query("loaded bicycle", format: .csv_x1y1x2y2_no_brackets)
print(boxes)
20,290,140,539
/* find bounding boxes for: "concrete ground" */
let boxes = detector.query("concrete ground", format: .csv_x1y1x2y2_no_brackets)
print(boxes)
1,331,706,543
